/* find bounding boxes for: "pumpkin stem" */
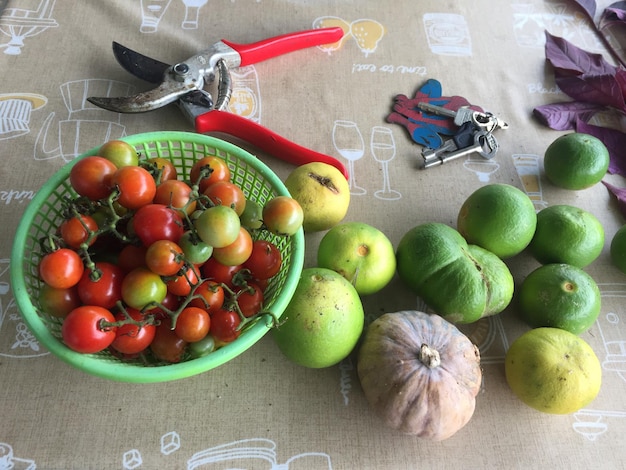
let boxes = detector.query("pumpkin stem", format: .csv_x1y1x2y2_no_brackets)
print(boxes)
418,343,441,368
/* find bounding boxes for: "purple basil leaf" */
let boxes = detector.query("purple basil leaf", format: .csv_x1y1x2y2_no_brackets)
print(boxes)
544,31,617,76
576,119,626,176
570,0,597,19
533,101,605,129
600,1,626,24
602,180,626,220
555,70,626,111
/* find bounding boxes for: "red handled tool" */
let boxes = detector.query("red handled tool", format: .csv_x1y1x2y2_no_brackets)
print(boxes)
87,28,348,179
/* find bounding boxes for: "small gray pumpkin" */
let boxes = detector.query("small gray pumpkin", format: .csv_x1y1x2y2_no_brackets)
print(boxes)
357,310,482,441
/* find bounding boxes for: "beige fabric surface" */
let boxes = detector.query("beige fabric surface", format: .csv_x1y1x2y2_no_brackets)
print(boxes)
1,1,625,468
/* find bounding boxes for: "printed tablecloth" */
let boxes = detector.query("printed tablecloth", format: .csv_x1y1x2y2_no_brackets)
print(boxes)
2,1,626,468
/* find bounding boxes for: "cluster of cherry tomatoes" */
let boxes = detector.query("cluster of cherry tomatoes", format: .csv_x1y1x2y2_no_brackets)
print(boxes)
37,139,303,364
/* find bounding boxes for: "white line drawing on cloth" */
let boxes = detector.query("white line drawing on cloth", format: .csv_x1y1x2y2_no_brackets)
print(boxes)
313,17,385,57
0,442,36,470
570,283,626,440
35,79,134,161
181,0,208,30
512,154,549,211
228,66,261,123
459,315,509,366
595,283,626,383
122,431,181,469
423,13,472,56
572,409,626,441
370,126,401,200
122,435,332,470
0,93,47,140
0,0,58,55
463,153,500,183
332,120,366,196
339,357,354,405
187,438,332,469
510,2,603,50
0,258,48,358
140,0,172,33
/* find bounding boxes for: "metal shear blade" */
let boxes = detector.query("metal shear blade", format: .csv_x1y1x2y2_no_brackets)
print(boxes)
86,27,349,179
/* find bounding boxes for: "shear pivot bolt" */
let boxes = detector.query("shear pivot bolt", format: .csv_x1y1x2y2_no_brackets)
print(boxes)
173,63,190,76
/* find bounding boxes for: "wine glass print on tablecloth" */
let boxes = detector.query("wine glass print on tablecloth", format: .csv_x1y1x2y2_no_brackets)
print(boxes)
370,126,401,200
332,120,367,195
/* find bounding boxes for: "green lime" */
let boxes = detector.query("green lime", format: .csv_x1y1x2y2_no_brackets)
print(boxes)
505,327,602,414
457,183,537,259
518,263,601,335
610,224,626,274
543,133,609,190
395,222,514,323
528,204,604,268
272,267,364,368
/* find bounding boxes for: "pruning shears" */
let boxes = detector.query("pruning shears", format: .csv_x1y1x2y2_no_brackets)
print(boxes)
87,27,348,179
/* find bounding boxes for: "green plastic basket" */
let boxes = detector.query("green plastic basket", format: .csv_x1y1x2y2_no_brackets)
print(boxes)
10,131,305,383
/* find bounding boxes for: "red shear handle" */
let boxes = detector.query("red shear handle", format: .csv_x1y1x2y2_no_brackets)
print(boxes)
195,110,349,180
221,27,344,67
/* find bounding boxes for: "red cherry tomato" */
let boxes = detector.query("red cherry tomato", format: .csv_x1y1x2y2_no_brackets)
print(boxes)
150,318,188,363
203,181,246,216
98,140,139,168
146,291,181,320
235,283,264,317
212,227,253,266
188,280,224,315
61,305,117,354
59,214,98,249
132,204,184,246
200,258,244,289
145,240,185,277
39,248,84,289
69,156,117,200
110,308,156,355
145,157,177,182
178,230,213,266
153,179,196,216
38,284,82,318
166,264,200,297
174,306,211,342
77,261,124,309
194,205,241,248
117,244,148,272
109,165,157,210
210,308,241,343
244,240,282,280
121,267,168,310
190,156,231,192
262,196,304,236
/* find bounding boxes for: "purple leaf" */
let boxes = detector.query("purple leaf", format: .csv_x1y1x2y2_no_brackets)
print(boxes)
555,70,626,111
533,101,605,129
600,1,626,25
570,0,597,19
545,31,617,76
602,180,626,220
576,119,626,176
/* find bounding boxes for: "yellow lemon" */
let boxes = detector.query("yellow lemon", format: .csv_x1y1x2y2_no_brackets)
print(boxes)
457,183,537,259
528,204,604,268
517,263,601,335
505,327,602,414
543,133,609,190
